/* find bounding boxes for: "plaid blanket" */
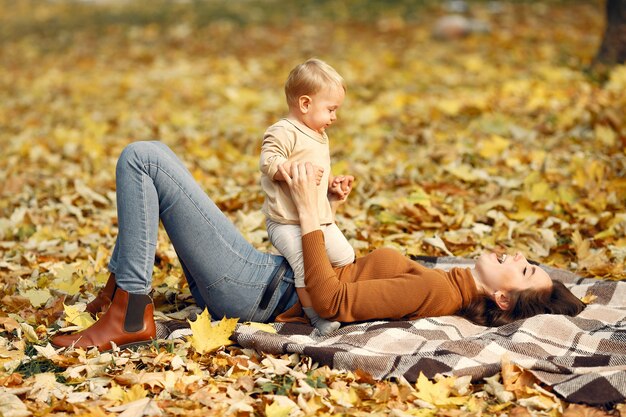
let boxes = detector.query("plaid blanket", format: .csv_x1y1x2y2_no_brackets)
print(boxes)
160,257,626,407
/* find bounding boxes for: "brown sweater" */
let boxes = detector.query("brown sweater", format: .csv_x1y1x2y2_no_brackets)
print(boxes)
276,230,479,323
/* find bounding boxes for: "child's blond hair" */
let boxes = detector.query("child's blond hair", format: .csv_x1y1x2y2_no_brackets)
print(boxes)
285,58,346,109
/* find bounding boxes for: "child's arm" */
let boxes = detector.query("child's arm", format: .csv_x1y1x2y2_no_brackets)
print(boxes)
272,161,293,181
260,129,324,185
260,127,292,182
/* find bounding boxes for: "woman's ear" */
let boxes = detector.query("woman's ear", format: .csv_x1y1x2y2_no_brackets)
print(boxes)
298,95,311,113
494,291,510,311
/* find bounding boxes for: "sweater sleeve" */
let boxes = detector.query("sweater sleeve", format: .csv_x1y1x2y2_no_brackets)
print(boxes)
301,230,478,322
259,125,294,179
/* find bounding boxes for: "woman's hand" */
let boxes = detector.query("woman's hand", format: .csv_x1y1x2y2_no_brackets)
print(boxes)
278,162,321,234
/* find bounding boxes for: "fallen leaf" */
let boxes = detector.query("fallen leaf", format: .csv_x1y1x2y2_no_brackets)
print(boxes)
0,392,31,417
187,309,237,354
242,322,277,334
61,303,96,330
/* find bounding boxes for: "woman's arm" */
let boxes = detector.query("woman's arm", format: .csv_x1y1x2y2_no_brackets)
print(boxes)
279,163,467,322
300,232,470,321
277,162,321,234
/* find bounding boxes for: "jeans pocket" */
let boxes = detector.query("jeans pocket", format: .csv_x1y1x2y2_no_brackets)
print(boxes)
204,275,265,321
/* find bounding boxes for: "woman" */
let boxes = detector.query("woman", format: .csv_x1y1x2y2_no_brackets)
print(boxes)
51,141,585,351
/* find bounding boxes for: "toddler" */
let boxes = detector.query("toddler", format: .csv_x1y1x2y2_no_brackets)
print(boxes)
260,58,355,335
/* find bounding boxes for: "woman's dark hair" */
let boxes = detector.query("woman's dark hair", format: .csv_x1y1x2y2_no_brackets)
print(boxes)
458,280,586,327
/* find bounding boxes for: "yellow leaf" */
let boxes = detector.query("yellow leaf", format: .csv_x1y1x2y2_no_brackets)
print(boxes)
437,99,462,116
408,187,431,207
20,323,39,343
580,294,597,305
51,263,78,281
445,164,484,182
571,231,591,261
423,235,453,256
21,288,52,308
478,135,510,159
53,275,85,295
595,125,616,147
63,304,95,330
528,181,557,203
187,309,237,354
265,401,293,417
164,275,181,288
508,197,542,221
557,186,578,205
415,373,469,406
243,322,276,333
329,387,360,407
462,55,485,72
105,383,148,404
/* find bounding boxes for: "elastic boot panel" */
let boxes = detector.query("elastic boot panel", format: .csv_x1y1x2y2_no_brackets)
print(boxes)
124,293,152,332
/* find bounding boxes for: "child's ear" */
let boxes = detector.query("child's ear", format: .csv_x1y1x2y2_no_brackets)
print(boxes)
493,291,510,311
298,95,311,113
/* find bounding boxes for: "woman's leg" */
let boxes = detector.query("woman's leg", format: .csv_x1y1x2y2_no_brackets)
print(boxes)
110,141,292,321
53,141,296,351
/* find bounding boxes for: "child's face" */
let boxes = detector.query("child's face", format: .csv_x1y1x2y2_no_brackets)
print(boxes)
300,85,345,134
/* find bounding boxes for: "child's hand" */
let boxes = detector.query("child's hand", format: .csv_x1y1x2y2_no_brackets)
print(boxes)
329,175,354,200
312,165,324,185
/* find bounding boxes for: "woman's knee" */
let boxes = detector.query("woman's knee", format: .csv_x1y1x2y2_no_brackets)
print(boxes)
116,141,164,172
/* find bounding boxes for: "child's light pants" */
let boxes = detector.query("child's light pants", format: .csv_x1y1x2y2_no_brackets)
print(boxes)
266,219,355,288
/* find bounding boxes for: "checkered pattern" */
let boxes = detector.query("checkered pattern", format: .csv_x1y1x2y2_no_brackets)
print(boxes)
160,257,626,406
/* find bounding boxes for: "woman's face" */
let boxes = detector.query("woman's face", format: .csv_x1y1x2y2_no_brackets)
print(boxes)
474,252,553,294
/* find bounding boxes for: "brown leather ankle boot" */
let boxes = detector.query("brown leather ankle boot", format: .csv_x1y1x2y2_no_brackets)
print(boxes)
85,273,117,317
51,288,156,352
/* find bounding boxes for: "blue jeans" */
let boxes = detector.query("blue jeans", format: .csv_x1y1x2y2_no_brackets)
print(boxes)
107,141,297,322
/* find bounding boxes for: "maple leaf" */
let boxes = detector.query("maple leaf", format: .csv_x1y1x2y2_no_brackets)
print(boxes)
414,373,469,407
265,400,294,417
105,383,148,404
187,309,237,354
62,303,95,330
20,288,52,308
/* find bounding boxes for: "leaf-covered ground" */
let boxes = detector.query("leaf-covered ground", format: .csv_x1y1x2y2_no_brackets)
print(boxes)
0,1,625,415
